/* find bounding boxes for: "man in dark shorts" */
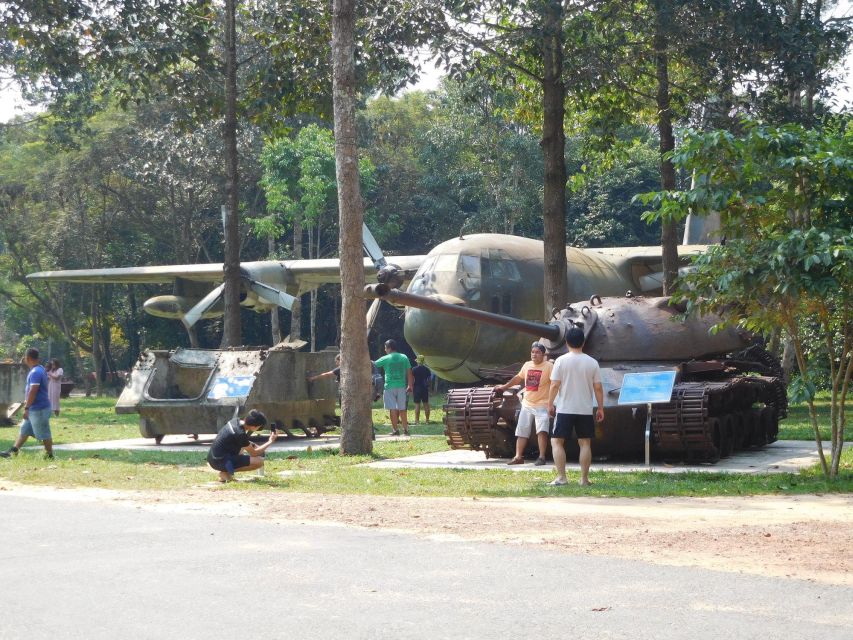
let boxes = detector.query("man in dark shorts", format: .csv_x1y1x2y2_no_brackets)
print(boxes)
207,410,277,482
411,355,432,424
547,328,604,486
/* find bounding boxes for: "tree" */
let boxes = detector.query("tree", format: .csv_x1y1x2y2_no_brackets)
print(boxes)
640,120,852,478
332,0,373,455
257,124,376,349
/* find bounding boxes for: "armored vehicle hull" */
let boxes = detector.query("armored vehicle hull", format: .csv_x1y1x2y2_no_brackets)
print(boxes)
0,362,28,425
117,346,339,441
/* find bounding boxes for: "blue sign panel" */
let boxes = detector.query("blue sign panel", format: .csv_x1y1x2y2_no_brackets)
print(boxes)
207,376,255,400
617,371,677,405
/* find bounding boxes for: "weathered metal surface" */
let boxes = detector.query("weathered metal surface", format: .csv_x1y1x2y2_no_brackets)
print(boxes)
0,363,28,425
117,346,338,441
372,287,787,462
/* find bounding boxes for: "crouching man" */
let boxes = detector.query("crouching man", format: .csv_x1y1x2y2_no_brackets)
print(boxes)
207,410,277,482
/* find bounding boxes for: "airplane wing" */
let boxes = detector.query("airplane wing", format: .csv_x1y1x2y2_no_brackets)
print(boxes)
587,244,708,293
27,255,429,289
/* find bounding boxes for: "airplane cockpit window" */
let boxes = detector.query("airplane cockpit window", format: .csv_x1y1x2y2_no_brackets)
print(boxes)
413,256,437,280
459,254,481,277
482,249,521,281
433,254,460,272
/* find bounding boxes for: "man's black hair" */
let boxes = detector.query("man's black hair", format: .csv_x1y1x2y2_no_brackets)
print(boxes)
25,347,40,361
530,342,546,353
566,327,585,349
384,339,397,351
244,409,267,427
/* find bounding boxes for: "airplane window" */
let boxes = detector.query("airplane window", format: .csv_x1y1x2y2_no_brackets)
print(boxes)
459,254,481,277
433,254,459,272
413,256,437,279
482,251,521,281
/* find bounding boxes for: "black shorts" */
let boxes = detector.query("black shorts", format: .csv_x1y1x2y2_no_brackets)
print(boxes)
207,453,251,473
552,413,595,440
413,387,430,403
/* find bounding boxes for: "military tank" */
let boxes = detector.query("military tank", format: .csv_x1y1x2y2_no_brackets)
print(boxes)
366,284,786,462
117,343,339,442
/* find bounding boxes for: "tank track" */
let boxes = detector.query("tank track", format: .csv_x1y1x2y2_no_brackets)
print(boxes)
652,376,783,462
443,387,517,459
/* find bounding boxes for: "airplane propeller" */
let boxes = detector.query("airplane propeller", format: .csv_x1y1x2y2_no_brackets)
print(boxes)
363,224,406,336
181,276,298,331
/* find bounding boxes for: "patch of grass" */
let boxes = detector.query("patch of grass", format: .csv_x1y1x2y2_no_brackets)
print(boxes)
1,434,850,497
2,393,849,498
778,392,845,441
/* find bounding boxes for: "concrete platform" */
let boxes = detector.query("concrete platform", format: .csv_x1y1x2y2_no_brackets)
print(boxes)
47,432,412,454
366,440,823,475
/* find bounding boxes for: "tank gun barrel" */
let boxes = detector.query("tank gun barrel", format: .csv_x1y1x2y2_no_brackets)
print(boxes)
365,284,563,344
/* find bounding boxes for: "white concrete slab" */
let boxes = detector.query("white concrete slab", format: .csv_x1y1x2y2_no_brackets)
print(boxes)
366,440,824,475
46,432,414,453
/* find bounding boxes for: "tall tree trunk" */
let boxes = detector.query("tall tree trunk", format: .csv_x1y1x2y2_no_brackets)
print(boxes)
541,0,568,314
221,0,242,347
333,0,373,455
290,219,303,340
654,0,679,294
268,236,282,344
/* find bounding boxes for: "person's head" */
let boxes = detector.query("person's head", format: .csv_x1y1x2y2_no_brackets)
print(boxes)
416,354,425,365
243,409,267,431
51,358,61,370
384,339,397,354
566,327,585,350
530,342,546,364
24,347,40,367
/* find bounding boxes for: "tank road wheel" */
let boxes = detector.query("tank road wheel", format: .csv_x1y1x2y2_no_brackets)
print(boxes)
720,415,735,458
709,417,724,462
748,409,768,447
761,407,779,443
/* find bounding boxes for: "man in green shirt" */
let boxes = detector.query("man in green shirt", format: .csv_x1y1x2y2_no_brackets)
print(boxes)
373,339,414,436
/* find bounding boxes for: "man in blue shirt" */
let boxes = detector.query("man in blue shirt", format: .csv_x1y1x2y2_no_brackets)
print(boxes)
2,347,54,459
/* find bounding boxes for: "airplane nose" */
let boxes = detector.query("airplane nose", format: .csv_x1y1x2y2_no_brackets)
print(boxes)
403,301,480,380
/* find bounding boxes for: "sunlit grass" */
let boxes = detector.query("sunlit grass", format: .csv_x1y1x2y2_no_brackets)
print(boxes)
1,393,849,497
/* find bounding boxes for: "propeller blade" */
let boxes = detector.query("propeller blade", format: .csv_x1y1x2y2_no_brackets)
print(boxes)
362,223,387,270
181,283,225,329
365,296,383,337
248,279,298,310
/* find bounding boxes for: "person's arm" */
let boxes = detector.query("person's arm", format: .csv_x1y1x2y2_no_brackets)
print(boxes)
593,382,605,422
245,430,279,455
406,367,414,394
47,369,62,381
495,373,523,393
547,379,561,417
22,383,40,419
307,369,335,383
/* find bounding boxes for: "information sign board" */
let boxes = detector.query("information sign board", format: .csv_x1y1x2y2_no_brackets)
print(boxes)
207,376,254,400
617,370,677,405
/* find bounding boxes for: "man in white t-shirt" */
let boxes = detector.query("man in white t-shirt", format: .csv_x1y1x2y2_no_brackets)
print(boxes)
495,342,553,466
547,327,604,486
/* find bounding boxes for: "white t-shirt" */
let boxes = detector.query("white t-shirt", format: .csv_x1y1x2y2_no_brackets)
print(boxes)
550,351,602,415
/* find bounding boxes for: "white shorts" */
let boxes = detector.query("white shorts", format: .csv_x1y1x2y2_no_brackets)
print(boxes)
515,406,550,438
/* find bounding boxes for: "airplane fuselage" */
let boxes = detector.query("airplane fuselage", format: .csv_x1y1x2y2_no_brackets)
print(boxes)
403,234,702,383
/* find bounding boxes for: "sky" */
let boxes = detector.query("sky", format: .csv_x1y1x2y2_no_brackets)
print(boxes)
1,3,851,123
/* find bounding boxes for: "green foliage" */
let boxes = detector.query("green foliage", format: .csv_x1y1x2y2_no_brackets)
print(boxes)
256,123,376,240
640,120,852,478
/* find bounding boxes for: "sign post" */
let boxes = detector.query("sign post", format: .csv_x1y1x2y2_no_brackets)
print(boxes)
617,370,677,467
